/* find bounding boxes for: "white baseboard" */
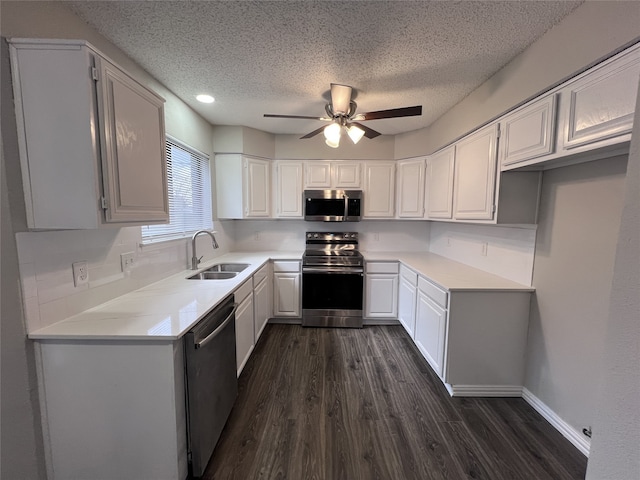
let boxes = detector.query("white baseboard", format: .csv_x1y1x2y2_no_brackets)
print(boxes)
522,388,590,457
447,384,523,397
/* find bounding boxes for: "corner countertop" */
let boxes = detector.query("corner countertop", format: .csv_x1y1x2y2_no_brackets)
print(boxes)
362,251,534,292
28,250,532,342
28,251,302,342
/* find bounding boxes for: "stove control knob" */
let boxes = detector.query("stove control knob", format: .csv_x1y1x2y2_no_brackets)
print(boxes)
314,233,319,238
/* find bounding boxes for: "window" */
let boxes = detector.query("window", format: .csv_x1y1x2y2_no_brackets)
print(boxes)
141,137,212,242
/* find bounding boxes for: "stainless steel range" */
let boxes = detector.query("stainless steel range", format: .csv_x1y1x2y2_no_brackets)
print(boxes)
302,232,364,328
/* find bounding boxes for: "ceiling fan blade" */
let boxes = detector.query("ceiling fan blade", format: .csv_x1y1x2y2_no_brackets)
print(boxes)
351,122,381,139
264,114,331,121
300,125,327,139
330,84,353,115
358,105,422,121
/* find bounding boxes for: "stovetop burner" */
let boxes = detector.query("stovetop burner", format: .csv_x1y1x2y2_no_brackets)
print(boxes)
303,232,363,268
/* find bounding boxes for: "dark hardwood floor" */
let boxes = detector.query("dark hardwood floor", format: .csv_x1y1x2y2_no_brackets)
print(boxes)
203,325,587,480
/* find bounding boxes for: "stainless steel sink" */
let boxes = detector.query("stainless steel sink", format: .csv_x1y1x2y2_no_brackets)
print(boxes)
187,263,250,280
204,263,250,273
188,271,237,280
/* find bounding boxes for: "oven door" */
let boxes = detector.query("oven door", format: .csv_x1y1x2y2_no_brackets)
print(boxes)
302,267,364,327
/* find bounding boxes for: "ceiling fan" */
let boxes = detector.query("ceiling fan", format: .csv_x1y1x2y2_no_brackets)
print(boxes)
264,84,422,148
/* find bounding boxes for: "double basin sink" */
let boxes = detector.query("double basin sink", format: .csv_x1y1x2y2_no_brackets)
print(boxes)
187,263,250,280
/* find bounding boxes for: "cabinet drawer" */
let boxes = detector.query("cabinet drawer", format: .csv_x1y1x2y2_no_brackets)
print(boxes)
272,261,300,273
399,265,418,285
418,276,448,308
234,278,253,303
366,262,399,274
253,263,269,285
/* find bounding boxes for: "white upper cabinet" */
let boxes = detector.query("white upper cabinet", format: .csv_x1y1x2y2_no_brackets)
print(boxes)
453,124,499,221
216,154,271,218
396,157,426,218
425,146,455,220
559,45,640,152
273,161,303,218
363,162,395,218
304,161,361,189
304,162,332,188
500,94,557,168
9,38,168,229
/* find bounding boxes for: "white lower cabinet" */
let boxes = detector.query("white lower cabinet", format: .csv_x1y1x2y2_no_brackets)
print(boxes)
364,262,399,319
272,261,301,317
415,286,448,378
234,279,255,376
253,264,272,342
397,266,418,338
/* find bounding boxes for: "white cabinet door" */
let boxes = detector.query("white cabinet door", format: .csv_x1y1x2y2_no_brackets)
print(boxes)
500,94,557,167
414,290,447,377
332,162,362,188
425,146,455,219
398,275,417,338
304,162,332,188
453,124,498,221
274,161,303,217
273,273,301,317
365,274,398,318
235,293,255,376
244,157,271,217
396,157,426,218
253,277,270,342
560,46,640,151
99,60,168,224
9,39,168,229
363,162,395,218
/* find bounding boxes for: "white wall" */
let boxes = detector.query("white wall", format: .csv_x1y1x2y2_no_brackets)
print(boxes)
395,1,640,158
525,156,628,453
428,223,536,286
585,82,640,479
232,219,430,253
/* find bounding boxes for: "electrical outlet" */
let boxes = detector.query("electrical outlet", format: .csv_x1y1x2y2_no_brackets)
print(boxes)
373,232,379,241
72,261,89,287
120,252,135,273
254,231,261,241
447,236,452,247
481,242,488,256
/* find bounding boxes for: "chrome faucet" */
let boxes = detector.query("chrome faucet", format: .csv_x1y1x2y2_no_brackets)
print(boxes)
191,230,219,270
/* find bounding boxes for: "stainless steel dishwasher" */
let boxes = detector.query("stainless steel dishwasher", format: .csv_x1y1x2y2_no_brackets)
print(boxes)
184,294,238,478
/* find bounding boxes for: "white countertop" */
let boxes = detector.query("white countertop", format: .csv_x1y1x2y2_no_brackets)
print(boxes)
29,250,532,341
28,252,302,341
363,251,535,292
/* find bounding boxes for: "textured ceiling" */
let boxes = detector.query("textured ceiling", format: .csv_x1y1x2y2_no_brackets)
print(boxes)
64,0,583,136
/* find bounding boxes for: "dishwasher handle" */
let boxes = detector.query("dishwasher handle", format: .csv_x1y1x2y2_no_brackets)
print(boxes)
194,303,238,349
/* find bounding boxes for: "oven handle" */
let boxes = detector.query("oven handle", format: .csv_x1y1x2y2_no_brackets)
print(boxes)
302,267,364,274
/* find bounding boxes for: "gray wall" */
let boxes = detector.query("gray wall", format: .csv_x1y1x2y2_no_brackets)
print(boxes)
395,1,640,158
585,81,640,480
526,156,627,439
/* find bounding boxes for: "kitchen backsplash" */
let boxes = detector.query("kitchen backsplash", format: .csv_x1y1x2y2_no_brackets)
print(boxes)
16,219,535,333
429,222,536,285
16,223,234,332
232,219,431,252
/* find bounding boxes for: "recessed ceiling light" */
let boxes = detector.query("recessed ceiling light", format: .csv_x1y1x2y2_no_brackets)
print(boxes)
196,94,215,104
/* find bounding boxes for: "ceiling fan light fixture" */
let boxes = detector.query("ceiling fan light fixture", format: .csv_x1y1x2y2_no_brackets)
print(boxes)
325,137,340,148
347,125,365,144
323,122,342,143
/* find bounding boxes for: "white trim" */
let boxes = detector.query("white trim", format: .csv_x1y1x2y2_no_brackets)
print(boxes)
522,388,590,457
446,384,523,397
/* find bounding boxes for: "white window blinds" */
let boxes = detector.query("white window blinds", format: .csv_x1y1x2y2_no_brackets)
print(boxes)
141,137,212,241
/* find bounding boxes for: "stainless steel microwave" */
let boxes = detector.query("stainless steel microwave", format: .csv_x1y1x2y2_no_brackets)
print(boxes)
304,190,362,222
